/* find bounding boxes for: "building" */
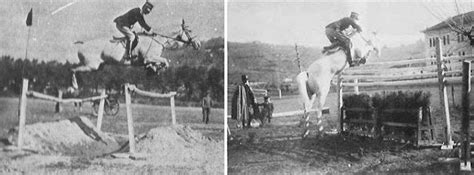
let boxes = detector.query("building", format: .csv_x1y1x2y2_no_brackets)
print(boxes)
422,11,474,59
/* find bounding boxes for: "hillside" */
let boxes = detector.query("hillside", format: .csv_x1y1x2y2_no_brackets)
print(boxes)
228,40,426,87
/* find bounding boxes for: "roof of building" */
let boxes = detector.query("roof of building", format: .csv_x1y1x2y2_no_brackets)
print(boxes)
422,11,474,33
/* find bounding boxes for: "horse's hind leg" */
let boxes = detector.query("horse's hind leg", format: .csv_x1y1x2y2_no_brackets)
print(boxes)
314,81,331,133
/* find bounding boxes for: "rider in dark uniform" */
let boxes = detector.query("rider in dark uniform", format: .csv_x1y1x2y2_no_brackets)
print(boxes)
114,1,155,60
323,12,362,67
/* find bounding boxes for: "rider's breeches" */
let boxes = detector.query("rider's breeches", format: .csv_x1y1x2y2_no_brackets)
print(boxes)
325,27,350,48
116,24,134,54
116,24,135,41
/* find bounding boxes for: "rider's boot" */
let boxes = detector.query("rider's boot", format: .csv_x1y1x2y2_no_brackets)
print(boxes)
345,48,356,67
123,40,132,60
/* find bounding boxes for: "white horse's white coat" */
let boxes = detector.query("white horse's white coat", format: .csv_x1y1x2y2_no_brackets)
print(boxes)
71,33,190,73
297,32,380,132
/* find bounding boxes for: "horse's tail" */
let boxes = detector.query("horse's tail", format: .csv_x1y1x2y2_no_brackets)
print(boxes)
296,71,311,110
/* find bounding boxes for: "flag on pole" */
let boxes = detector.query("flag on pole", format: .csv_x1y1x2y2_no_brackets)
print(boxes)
26,8,33,26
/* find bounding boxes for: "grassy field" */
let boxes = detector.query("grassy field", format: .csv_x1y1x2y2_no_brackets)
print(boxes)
0,97,225,143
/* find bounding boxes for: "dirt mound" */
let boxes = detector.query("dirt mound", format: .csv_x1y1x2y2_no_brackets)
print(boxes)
135,125,224,173
11,116,119,156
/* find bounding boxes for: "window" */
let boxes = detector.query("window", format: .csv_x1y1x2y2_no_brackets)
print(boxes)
447,35,450,44
458,34,461,42
443,36,446,45
429,38,432,47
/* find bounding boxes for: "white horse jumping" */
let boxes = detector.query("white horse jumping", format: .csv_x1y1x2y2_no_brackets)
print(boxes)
296,32,381,137
71,20,201,88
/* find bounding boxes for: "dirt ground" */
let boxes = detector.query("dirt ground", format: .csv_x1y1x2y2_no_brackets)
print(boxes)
227,86,474,174
227,116,467,174
0,97,225,174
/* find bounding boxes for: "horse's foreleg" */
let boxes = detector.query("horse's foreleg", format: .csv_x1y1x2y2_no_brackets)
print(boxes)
70,65,95,89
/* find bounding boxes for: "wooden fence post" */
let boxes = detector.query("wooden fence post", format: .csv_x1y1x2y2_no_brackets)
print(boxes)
278,88,282,99
17,79,28,150
170,94,176,125
436,38,453,149
96,90,106,131
353,79,359,94
124,84,135,154
55,90,62,113
337,74,344,132
461,60,471,171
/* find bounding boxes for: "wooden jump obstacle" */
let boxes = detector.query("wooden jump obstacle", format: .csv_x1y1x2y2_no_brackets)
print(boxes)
16,78,108,150
122,83,177,155
337,38,474,149
340,106,435,147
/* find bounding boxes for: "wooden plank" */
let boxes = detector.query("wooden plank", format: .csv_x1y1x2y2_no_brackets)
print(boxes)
380,108,422,113
343,119,375,124
342,76,463,87
128,85,177,98
382,122,417,128
341,70,463,81
350,55,474,68
272,107,330,118
28,91,107,103
343,107,373,112
28,91,60,101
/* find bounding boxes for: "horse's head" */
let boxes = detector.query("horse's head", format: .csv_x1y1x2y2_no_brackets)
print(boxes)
352,31,381,63
173,19,201,50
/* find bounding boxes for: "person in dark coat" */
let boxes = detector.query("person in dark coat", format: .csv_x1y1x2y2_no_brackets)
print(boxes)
231,74,256,128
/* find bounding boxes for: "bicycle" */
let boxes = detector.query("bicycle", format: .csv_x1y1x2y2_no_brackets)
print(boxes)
92,94,120,116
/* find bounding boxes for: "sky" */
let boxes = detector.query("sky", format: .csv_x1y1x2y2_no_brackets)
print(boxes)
228,0,474,47
0,0,224,62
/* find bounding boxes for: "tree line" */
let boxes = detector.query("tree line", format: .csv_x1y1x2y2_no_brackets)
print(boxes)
0,37,224,107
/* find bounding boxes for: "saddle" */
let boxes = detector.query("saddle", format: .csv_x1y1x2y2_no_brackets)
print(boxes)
321,44,343,55
322,42,360,67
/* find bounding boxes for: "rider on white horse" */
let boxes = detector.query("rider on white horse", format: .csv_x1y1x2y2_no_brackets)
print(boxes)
114,1,155,61
322,12,362,67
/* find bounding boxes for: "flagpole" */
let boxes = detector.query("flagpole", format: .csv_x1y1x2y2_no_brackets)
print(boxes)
23,27,31,77
18,8,32,150
23,8,33,77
